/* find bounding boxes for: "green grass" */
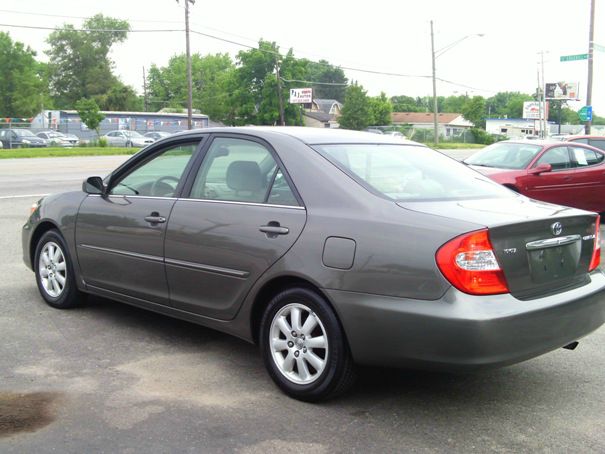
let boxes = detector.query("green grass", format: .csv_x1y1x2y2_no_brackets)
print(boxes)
0,147,138,159
427,143,485,149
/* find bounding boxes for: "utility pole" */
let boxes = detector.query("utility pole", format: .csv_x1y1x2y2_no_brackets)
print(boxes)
430,20,439,144
142,66,149,112
275,59,285,126
181,0,194,130
586,0,595,134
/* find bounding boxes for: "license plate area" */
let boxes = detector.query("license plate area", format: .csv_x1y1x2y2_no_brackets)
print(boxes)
527,240,581,284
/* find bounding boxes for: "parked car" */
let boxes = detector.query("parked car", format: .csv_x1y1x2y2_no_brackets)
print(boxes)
564,135,605,152
102,130,154,147
36,131,79,147
23,128,604,401
464,140,605,213
144,131,173,141
0,129,47,149
384,131,407,139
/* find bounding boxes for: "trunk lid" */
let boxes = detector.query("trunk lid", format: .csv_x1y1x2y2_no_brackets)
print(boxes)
399,197,599,299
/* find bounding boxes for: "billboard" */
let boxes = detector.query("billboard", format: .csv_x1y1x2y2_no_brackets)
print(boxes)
545,82,580,100
289,88,313,104
523,101,549,120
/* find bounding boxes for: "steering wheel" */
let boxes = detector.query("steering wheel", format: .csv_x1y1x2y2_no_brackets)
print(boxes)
150,176,180,197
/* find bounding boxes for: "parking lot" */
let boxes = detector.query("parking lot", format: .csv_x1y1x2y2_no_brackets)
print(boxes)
1,153,604,453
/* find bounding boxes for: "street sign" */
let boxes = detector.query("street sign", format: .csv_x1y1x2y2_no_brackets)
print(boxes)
595,43,605,52
560,53,588,62
289,88,313,104
578,106,593,122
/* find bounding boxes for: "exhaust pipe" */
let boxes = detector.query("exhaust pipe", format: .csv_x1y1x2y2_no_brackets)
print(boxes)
563,341,579,350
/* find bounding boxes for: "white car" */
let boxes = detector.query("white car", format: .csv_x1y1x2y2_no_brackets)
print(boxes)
102,130,154,147
36,131,79,147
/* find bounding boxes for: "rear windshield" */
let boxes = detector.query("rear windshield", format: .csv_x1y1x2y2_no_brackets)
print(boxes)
313,144,512,202
464,142,542,169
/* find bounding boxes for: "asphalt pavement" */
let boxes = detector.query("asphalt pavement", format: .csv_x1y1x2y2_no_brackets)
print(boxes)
1,153,604,453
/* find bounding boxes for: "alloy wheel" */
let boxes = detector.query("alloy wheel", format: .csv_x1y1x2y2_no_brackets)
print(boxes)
38,241,67,298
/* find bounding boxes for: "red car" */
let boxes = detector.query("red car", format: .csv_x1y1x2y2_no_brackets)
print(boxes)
564,135,605,152
464,140,605,213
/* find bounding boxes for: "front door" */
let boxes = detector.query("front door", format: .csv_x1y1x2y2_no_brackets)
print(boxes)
75,141,199,304
164,136,307,320
521,146,577,207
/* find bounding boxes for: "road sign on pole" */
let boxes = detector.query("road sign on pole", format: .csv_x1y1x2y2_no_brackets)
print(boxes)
560,53,589,62
595,43,605,52
578,106,593,122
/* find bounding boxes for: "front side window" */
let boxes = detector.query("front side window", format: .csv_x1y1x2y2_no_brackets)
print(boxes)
314,144,511,201
536,147,571,170
189,137,298,205
110,143,197,197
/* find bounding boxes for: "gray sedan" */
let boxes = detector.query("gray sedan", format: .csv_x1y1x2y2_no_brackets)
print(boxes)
22,127,605,401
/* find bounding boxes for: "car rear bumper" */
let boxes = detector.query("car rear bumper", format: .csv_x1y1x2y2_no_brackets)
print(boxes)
326,270,605,371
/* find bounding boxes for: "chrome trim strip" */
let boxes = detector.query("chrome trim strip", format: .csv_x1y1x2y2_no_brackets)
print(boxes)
78,244,164,263
87,194,177,200
176,197,306,210
525,234,581,250
165,257,249,278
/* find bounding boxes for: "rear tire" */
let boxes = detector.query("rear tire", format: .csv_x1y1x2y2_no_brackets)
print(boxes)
260,287,356,402
34,229,85,309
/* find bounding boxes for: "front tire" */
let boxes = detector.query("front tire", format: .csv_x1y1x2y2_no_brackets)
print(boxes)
34,229,84,309
260,287,356,402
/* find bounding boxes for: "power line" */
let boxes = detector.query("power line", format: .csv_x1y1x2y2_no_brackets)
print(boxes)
280,78,347,86
0,21,496,93
0,23,182,33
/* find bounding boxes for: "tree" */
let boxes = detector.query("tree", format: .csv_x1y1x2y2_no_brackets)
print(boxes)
46,14,138,110
225,40,307,126
147,53,234,121
303,60,348,102
486,92,532,118
339,84,371,130
461,96,486,128
442,95,468,113
391,95,422,112
0,32,50,117
76,98,104,137
368,92,392,125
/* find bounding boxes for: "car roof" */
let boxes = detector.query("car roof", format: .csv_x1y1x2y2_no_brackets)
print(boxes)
169,126,425,146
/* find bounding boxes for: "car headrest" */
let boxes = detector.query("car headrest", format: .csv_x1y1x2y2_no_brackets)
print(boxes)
226,161,263,192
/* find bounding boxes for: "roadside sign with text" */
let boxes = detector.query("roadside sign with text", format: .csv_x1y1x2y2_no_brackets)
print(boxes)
289,88,313,104
578,106,593,122
560,53,588,62
545,82,579,100
523,101,542,119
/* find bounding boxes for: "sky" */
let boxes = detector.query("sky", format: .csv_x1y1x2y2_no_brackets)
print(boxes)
1,0,604,115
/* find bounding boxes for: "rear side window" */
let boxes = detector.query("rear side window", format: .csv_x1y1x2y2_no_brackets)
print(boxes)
589,139,605,152
536,147,571,170
314,144,511,201
189,137,299,206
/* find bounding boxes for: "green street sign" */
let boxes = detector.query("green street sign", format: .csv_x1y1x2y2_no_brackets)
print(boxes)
579,106,593,122
595,43,605,52
560,53,588,62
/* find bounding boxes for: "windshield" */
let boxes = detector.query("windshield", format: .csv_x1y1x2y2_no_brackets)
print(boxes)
123,131,144,138
464,142,542,169
314,144,512,201
15,130,36,137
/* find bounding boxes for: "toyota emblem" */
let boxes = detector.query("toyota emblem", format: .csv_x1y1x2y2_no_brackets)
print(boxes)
551,222,563,236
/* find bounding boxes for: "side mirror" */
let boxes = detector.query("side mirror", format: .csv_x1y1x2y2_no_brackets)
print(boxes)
82,176,106,195
528,163,552,175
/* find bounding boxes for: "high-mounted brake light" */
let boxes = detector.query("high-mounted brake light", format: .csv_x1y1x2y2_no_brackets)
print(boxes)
436,229,509,295
589,216,601,272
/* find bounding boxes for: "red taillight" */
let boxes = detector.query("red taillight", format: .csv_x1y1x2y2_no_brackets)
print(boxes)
589,215,601,272
436,229,509,295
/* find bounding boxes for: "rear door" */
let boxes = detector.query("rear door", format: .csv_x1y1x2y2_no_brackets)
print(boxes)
75,140,201,304
567,145,605,212
164,135,307,320
521,146,578,207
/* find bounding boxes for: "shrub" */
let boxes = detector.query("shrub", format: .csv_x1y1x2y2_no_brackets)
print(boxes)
98,137,108,148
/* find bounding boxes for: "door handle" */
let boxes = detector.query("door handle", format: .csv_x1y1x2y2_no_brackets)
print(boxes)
260,223,289,236
144,212,166,224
